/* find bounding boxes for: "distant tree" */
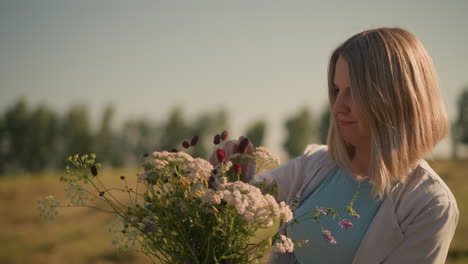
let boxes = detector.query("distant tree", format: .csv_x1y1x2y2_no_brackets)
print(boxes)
456,88,468,144
157,107,230,158
245,119,267,147
120,118,160,164
26,105,60,171
187,108,229,158
0,115,5,173
95,104,124,166
318,107,331,144
1,98,31,173
190,113,217,158
453,87,468,158
159,107,190,152
61,104,94,163
283,107,316,158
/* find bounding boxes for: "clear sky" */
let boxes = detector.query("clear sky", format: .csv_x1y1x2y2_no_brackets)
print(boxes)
1,0,467,158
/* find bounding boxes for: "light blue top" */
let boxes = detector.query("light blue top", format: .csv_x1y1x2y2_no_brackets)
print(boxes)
286,168,383,264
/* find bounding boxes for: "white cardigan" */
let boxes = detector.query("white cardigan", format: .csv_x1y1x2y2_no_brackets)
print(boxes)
255,145,459,264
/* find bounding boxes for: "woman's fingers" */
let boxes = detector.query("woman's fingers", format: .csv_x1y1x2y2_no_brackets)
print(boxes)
208,137,255,166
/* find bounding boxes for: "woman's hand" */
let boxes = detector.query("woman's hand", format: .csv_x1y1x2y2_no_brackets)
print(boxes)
209,136,254,167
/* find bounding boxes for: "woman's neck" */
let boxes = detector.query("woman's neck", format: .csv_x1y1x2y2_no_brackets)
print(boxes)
352,146,371,178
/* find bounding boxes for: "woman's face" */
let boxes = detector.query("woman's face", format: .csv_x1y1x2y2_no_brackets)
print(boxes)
332,56,371,150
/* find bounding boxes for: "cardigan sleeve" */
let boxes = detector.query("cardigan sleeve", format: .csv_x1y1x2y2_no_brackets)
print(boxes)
253,144,326,205
253,155,303,204
382,197,459,264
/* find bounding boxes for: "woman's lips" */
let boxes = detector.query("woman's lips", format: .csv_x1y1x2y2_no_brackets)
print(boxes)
338,120,356,126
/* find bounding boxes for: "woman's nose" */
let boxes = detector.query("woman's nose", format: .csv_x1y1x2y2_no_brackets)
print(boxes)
332,93,349,114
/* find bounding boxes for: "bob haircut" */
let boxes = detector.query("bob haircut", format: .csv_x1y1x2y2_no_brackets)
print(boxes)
327,27,448,196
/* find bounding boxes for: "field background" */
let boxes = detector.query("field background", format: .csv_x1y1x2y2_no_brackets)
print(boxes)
1,159,467,264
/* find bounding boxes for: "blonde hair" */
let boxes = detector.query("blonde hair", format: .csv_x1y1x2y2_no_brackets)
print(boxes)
327,27,448,196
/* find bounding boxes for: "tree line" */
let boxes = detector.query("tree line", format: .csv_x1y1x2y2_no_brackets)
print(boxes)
0,98,330,175
1,86,468,176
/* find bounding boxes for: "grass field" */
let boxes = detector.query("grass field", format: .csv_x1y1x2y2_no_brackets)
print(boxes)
0,160,467,263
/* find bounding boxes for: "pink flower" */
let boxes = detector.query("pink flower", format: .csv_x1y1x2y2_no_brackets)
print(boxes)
316,208,329,215
338,219,353,229
322,230,337,244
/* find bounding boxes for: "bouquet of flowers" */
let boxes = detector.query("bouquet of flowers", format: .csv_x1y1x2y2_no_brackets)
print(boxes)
38,132,294,264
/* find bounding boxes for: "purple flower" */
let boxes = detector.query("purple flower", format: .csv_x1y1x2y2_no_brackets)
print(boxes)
182,141,190,149
338,219,353,229
90,166,98,176
322,230,337,244
316,208,329,215
213,134,221,145
190,136,199,146
144,222,155,233
237,137,250,154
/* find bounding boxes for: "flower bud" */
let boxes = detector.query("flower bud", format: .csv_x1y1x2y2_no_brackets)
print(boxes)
171,148,178,153
238,138,250,154
221,130,229,141
190,136,199,146
143,153,149,157
208,176,216,190
216,149,226,163
213,134,221,145
182,141,190,149
91,166,98,176
144,222,155,233
233,163,242,174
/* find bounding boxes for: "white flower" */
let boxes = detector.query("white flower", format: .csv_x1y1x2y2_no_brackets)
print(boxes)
218,161,233,174
153,159,169,169
152,151,194,164
279,201,293,222
201,189,222,204
274,235,294,253
254,146,280,165
200,181,293,227
186,158,213,183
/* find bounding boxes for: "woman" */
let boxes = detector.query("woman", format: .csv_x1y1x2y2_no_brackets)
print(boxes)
221,27,458,263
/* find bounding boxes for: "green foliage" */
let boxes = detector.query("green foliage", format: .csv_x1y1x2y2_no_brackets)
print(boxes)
245,119,267,147
318,107,330,144
283,107,317,158
0,98,232,176
62,104,94,160
455,87,468,144
159,107,190,152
